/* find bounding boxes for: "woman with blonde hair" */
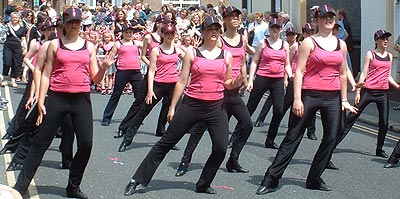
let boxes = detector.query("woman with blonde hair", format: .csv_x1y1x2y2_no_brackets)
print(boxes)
2,12,27,88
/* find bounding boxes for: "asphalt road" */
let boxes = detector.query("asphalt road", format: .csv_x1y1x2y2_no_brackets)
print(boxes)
1,83,400,199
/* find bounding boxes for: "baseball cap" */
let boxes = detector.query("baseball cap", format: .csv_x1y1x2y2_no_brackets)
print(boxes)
122,24,134,31
374,29,392,40
156,14,171,24
40,20,54,31
222,5,241,18
310,5,319,10
315,4,336,18
302,23,314,34
63,7,82,22
269,18,281,28
202,16,222,29
286,27,297,34
161,23,177,34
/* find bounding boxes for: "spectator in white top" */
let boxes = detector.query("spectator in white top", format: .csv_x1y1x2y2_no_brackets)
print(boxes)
46,2,57,23
247,12,269,47
126,3,134,21
82,5,93,31
279,12,294,40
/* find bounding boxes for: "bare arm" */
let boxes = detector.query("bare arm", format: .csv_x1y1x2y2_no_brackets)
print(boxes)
23,41,39,71
145,47,159,104
167,49,194,122
246,41,265,91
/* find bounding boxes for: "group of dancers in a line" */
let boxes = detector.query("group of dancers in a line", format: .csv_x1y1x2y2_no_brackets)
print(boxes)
1,4,400,198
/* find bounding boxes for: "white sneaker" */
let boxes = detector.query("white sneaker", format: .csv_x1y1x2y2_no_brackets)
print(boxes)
0,96,8,104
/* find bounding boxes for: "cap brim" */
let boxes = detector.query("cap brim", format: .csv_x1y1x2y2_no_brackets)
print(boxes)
64,18,82,23
319,11,336,17
269,24,281,28
204,23,222,29
223,10,242,18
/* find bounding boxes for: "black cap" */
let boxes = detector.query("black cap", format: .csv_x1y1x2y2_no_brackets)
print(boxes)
374,29,392,40
269,18,281,28
122,24,134,31
286,26,297,34
202,16,221,29
40,20,53,30
161,23,177,34
63,7,82,22
302,23,314,34
315,5,336,18
156,14,171,24
222,5,241,18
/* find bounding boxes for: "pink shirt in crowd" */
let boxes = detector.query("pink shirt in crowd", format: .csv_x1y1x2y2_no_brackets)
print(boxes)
116,41,140,70
184,48,227,101
256,39,286,78
154,47,180,83
302,38,343,91
50,39,90,93
364,51,392,90
220,35,245,80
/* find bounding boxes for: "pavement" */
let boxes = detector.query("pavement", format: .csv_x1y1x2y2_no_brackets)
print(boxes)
347,86,400,134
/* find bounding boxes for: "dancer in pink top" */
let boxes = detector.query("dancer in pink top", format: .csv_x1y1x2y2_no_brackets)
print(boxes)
118,22,185,152
256,5,357,195
101,23,143,126
14,7,115,198
333,30,400,167
123,16,242,195
245,17,292,149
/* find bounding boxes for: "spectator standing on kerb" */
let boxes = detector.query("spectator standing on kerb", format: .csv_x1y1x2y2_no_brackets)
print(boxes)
337,9,355,76
248,12,269,47
4,0,16,23
278,12,294,40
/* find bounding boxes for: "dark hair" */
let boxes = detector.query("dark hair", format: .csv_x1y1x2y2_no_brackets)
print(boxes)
337,9,346,18
161,23,176,34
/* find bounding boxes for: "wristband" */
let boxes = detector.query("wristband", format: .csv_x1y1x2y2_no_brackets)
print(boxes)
341,99,348,102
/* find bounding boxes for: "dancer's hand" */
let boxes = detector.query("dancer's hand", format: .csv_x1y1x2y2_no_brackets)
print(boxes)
354,91,361,106
145,90,156,105
342,101,358,114
36,103,46,126
25,96,37,110
246,80,253,92
167,108,175,123
292,99,304,117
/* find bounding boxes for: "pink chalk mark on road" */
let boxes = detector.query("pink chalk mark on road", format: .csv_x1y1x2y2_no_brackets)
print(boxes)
213,185,235,190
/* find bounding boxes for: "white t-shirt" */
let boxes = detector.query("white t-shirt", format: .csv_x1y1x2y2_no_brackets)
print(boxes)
82,11,93,25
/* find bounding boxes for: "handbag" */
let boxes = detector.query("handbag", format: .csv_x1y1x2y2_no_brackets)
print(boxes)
248,22,256,45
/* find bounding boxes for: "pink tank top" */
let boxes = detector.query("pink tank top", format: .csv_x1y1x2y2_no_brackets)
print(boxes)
102,41,114,54
302,38,343,90
184,48,227,100
146,34,161,57
256,39,286,78
291,43,299,74
221,35,245,80
154,47,180,83
31,39,42,66
364,51,391,90
50,39,90,93
117,41,140,70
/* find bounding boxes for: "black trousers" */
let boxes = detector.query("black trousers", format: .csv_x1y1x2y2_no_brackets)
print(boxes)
2,40,23,78
180,89,253,165
102,69,143,123
335,88,388,152
387,139,400,164
123,82,175,143
7,71,33,136
118,74,169,135
233,76,285,145
15,91,93,194
261,90,342,186
9,106,74,166
255,82,316,134
267,80,317,141
132,96,229,190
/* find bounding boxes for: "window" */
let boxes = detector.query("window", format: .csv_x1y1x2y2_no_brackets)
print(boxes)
161,0,200,9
